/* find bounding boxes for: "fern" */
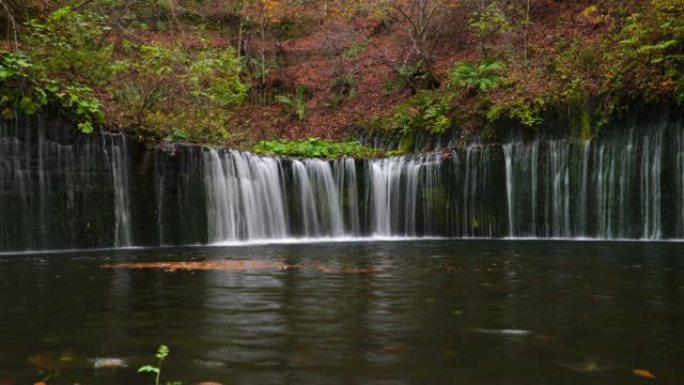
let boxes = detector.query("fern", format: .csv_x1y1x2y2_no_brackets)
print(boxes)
276,84,308,120
450,60,504,92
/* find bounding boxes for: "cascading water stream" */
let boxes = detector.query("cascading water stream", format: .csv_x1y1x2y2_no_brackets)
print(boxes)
204,149,289,242
334,158,361,235
1,118,134,251
579,139,591,236
2,118,684,252
104,134,133,247
503,144,514,237
677,129,684,235
367,155,444,237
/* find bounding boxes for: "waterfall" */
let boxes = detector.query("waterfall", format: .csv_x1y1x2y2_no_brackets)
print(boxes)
369,158,396,236
4,117,684,253
301,159,345,237
546,141,570,237
462,145,495,237
204,149,288,242
334,158,360,235
641,128,663,239
155,154,165,246
497,125,678,240
678,129,684,235
503,144,514,236
531,141,539,236
1,117,132,251
579,139,591,236
617,133,634,239
367,154,444,237
104,134,133,247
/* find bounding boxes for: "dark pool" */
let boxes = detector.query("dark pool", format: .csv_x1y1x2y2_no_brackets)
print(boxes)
0,240,683,384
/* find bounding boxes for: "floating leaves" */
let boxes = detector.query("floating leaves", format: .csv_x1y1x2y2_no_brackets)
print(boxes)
103,260,283,272
102,260,373,274
632,369,658,380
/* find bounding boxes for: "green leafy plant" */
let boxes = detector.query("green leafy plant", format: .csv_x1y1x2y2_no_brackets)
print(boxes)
276,84,309,120
164,128,190,142
0,51,103,133
449,60,504,92
380,90,454,136
138,345,170,385
24,6,114,85
111,43,248,142
384,60,435,94
189,47,248,107
249,57,279,83
469,1,512,57
252,138,380,158
485,98,543,128
611,0,684,103
327,75,357,108
343,43,366,59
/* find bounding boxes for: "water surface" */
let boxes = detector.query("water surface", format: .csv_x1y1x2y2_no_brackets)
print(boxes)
0,240,682,384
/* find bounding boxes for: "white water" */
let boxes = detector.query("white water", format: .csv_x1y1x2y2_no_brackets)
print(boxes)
503,143,514,237
3,118,684,252
367,155,443,236
204,149,289,242
104,134,132,247
500,128,669,239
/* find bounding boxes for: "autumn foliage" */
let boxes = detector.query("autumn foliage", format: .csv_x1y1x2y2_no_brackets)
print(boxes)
0,0,682,148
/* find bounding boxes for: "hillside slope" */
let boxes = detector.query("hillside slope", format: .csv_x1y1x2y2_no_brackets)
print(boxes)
0,0,681,154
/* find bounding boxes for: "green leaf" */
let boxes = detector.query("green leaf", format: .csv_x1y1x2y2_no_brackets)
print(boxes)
156,345,169,360
138,365,160,374
77,121,94,134
19,97,38,114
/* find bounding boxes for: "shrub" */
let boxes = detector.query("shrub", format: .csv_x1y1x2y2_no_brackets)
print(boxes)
327,75,357,108
611,0,684,103
0,51,103,133
24,6,114,84
449,60,504,92
252,138,380,158
110,43,248,142
276,84,309,120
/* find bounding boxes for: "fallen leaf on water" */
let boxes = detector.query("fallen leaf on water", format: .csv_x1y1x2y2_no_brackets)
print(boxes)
102,260,284,272
34,382,47,385
102,260,373,274
632,369,657,380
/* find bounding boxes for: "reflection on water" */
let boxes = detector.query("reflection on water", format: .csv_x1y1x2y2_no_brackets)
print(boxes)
0,240,683,385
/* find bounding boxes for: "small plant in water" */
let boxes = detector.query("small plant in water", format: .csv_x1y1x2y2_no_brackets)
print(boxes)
138,345,169,385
